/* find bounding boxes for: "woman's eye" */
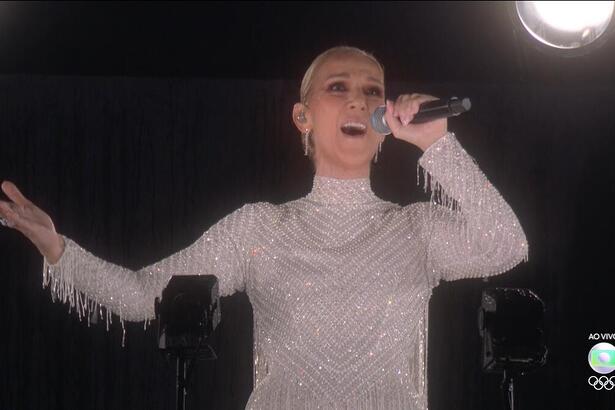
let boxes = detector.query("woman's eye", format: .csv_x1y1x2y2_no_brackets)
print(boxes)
327,83,382,96
328,83,346,92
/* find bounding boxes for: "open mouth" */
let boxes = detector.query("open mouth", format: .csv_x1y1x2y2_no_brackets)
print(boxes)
340,122,367,137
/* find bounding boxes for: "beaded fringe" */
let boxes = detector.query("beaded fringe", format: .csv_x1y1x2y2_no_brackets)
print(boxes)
42,245,151,347
416,134,529,266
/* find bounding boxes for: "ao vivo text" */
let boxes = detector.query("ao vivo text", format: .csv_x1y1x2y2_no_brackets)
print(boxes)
589,334,615,340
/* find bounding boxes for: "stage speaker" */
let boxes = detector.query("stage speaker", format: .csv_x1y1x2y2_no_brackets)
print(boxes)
155,275,220,359
478,287,547,374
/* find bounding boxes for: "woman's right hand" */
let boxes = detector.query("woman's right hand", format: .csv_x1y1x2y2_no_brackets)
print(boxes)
0,181,65,264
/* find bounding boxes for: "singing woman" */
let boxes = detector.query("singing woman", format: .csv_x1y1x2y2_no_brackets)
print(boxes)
0,46,528,409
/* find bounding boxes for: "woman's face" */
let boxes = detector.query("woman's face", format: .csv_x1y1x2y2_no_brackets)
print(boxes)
296,53,385,177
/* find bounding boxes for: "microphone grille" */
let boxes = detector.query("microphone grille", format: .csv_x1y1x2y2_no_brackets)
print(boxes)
370,105,390,135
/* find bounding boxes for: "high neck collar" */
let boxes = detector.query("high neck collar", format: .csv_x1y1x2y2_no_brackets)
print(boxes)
305,175,378,205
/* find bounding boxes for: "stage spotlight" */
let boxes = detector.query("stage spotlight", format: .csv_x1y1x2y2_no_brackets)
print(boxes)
515,1,614,52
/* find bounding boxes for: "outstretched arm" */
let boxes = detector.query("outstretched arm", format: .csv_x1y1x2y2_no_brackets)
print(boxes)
42,203,259,323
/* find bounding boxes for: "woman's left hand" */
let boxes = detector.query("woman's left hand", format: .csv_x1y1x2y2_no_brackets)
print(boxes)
384,93,448,152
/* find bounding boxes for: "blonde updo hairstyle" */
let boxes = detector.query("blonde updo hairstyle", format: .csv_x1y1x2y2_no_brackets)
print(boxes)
298,46,385,165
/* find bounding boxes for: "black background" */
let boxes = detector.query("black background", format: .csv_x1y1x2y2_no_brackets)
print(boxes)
1,2,614,409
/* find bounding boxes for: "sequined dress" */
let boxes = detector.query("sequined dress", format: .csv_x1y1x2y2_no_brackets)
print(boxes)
43,132,528,410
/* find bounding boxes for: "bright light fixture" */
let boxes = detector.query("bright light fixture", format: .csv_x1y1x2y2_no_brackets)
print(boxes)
516,1,614,49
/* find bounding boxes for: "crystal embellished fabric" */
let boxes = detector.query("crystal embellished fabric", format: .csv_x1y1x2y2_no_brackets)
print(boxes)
42,132,528,410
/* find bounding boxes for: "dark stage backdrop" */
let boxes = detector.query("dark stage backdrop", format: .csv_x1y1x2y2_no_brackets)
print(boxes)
1,75,614,410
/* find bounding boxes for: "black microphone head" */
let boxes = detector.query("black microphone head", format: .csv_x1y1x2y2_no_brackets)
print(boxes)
370,105,390,135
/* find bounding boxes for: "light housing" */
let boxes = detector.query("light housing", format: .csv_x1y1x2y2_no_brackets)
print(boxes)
513,1,615,56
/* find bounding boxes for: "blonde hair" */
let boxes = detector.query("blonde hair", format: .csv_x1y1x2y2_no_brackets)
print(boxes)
299,46,385,105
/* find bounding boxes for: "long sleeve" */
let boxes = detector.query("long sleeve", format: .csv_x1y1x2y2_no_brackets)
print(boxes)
414,132,528,287
42,202,259,323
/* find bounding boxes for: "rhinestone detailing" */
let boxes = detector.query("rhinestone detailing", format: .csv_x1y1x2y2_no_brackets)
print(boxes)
42,132,528,409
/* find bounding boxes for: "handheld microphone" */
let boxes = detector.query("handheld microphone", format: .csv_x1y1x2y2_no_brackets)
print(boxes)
370,97,471,135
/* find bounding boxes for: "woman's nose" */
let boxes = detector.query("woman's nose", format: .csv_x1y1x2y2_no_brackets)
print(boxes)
348,92,367,111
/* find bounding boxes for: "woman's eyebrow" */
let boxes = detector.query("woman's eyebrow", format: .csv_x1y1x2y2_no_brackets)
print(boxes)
325,72,383,85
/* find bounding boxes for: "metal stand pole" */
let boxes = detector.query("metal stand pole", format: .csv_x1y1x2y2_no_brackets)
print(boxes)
501,370,515,410
176,355,187,410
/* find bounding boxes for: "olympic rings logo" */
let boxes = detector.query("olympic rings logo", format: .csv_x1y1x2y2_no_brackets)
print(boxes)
588,376,615,390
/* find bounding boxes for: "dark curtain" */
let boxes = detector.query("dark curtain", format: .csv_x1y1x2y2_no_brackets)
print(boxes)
1,75,614,410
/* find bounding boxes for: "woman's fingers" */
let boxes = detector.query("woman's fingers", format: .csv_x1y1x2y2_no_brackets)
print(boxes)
1,181,32,207
385,99,404,135
395,94,416,126
389,94,424,132
0,215,15,229
385,93,448,150
1,182,52,227
0,197,51,234
0,201,28,232
0,201,16,223
394,94,439,126
0,182,61,261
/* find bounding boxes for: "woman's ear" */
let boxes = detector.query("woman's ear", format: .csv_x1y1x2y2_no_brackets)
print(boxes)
292,102,311,133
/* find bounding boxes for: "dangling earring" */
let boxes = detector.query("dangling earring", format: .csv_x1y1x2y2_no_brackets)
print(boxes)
373,140,383,163
303,129,311,156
